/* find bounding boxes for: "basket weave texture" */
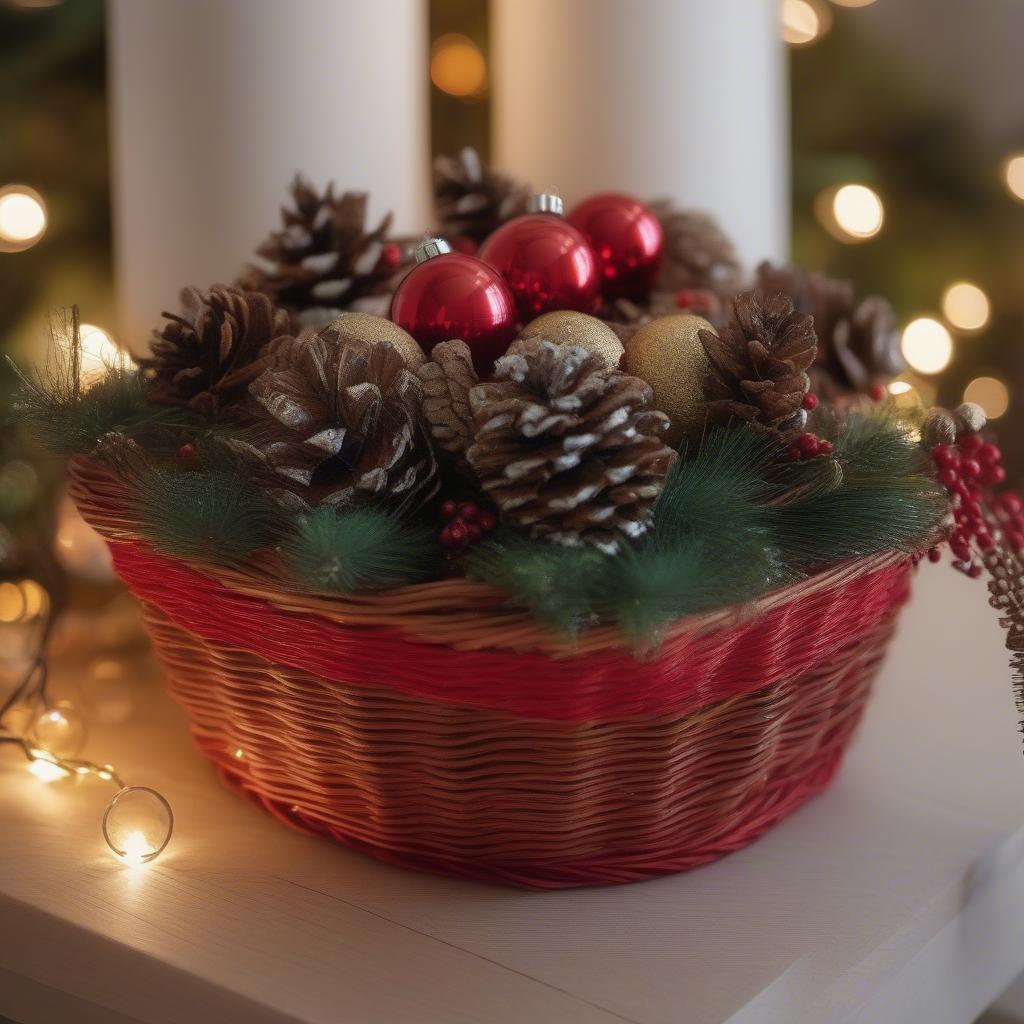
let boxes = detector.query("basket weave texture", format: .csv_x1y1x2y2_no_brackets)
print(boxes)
70,459,912,888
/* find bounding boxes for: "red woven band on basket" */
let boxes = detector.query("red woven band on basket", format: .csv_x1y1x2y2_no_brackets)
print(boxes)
107,539,912,723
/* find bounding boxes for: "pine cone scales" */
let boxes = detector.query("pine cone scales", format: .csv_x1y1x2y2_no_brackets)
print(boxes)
756,262,903,397
433,147,531,246
241,327,437,511
240,177,406,327
466,340,676,553
417,339,479,465
700,292,817,437
651,201,741,297
143,285,291,416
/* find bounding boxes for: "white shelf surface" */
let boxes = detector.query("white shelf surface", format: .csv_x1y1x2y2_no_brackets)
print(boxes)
1,561,1023,1024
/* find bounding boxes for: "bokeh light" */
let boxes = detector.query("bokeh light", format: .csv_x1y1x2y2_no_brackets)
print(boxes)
831,184,884,240
1004,154,1024,202
0,184,47,252
941,281,990,332
900,317,953,375
782,0,829,46
829,0,876,6
430,34,487,97
79,323,123,385
963,375,1010,419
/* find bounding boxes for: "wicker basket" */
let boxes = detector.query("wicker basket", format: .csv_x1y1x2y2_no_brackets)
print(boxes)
70,458,913,888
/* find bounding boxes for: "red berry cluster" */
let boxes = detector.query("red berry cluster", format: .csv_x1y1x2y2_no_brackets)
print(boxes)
786,431,834,462
439,499,497,549
928,433,1009,575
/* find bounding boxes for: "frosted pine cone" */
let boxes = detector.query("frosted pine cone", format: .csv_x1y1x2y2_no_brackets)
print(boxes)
466,339,676,553
237,326,437,511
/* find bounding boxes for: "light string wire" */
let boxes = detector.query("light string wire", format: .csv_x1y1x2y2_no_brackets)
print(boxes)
0,611,172,862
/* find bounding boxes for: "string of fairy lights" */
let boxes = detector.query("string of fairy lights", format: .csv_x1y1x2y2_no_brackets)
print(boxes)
0,613,173,865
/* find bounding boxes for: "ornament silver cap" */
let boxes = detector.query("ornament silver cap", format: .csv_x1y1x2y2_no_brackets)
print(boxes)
414,237,453,263
527,192,564,216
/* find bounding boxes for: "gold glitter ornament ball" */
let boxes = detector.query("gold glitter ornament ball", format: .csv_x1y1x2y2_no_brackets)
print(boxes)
512,311,625,370
624,314,712,448
324,312,427,370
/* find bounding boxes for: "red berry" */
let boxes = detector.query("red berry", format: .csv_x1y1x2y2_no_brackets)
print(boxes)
979,442,1002,464
927,546,942,563
797,432,820,458
787,443,803,461
439,525,455,547
801,393,819,411
441,500,458,519
869,383,886,402
960,458,981,480
988,465,1008,486
818,439,834,456
479,512,497,533
459,502,481,522
378,243,403,270
939,467,959,488
177,442,198,464
448,521,468,544
932,445,955,468
961,433,983,452
466,523,483,543
977,531,995,550
1001,492,1023,514
969,563,983,579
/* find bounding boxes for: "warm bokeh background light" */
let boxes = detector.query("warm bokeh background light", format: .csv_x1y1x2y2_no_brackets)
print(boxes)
901,317,954,375
430,33,487,98
0,185,46,252
963,374,1010,419
782,0,827,46
942,281,990,332
1004,154,1024,202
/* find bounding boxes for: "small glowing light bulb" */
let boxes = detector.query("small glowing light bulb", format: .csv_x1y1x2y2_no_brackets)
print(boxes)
102,786,173,866
901,318,953,375
29,701,87,759
28,757,69,783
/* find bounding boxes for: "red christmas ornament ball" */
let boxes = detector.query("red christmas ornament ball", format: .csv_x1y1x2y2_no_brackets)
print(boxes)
479,198,599,319
567,192,663,301
390,240,517,375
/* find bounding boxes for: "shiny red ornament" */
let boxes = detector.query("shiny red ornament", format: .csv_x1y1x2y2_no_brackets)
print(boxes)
390,240,517,375
567,192,663,301
479,196,599,319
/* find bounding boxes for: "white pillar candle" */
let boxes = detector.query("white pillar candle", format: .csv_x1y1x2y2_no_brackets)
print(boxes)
491,0,788,273
108,0,430,352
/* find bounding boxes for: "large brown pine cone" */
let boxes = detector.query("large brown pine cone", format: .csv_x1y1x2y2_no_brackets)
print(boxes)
142,285,291,417
239,177,409,328
699,291,817,439
651,201,742,298
236,326,438,511
465,339,676,553
433,147,531,247
756,261,903,399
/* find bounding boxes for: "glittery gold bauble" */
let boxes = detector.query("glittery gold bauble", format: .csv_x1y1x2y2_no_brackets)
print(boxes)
324,312,426,370
624,314,712,448
512,311,624,370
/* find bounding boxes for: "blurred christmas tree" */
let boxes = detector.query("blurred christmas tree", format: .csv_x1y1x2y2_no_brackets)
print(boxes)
789,4,1024,480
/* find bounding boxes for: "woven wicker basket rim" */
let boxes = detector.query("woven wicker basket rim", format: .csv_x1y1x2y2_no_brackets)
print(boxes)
68,456,907,655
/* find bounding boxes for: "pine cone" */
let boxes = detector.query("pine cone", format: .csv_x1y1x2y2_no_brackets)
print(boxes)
651,201,742,298
238,326,438,511
466,339,676,553
433,147,531,247
239,177,409,328
143,285,291,416
417,339,479,467
699,291,817,439
756,262,903,398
